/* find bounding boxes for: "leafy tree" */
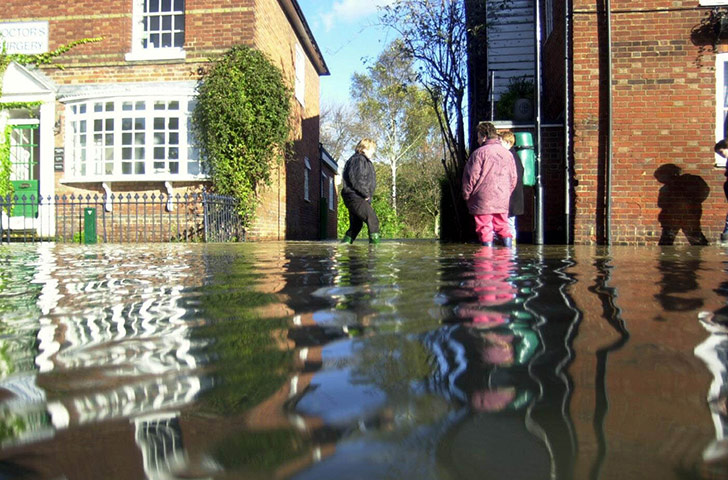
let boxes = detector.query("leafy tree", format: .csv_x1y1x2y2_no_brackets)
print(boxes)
351,40,439,216
379,0,511,241
380,1,470,179
192,45,291,226
320,100,361,163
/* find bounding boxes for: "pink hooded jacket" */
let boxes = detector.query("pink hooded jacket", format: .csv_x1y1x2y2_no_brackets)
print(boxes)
462,139,517,215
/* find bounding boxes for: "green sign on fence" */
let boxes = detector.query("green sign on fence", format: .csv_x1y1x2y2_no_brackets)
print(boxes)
83,207,97,244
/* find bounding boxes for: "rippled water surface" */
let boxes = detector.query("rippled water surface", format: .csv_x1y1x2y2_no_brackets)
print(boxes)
0,241,727,479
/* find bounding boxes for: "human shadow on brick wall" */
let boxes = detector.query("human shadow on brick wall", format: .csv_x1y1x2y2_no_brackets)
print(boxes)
654,164,709,245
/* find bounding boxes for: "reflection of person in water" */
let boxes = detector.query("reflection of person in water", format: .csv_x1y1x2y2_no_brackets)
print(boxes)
453,246,517,327
422,320,539,412
655,163,709,245
653,251,704,316
694,306,728,474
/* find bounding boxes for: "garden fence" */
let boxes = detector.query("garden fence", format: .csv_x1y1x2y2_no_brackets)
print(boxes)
0,192,245,243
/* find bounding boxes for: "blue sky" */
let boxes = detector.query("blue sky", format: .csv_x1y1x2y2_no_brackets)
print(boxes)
296,0,399,106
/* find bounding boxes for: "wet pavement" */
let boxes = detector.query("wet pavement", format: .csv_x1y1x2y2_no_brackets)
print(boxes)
0,240,727,479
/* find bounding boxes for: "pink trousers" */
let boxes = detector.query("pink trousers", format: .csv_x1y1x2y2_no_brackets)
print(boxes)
474,213,511,243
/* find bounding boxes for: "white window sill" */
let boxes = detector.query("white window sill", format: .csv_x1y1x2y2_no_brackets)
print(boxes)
61,174,208,184
125,49,186,62
701,1,728,5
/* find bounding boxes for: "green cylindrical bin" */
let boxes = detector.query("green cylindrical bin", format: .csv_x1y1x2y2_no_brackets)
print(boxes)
514,132,536,187
83,207,97,244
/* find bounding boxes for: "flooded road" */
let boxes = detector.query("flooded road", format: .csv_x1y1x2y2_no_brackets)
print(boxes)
0,241,726,479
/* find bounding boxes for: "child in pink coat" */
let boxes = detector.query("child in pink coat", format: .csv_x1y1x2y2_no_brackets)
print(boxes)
462,122,517,246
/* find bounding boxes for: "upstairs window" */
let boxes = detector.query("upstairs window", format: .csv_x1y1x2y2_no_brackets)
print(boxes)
295,43,305,106
127,0,186,61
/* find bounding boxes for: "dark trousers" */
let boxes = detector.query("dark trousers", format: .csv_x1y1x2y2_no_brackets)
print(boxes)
343,193,379,240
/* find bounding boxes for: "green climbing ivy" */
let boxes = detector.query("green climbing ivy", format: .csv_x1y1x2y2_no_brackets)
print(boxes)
191,45,292,227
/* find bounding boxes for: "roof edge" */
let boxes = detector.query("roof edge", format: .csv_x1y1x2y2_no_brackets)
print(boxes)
279,0,330,76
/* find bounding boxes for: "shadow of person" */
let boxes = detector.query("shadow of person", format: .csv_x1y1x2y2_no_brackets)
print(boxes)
655,163,710,245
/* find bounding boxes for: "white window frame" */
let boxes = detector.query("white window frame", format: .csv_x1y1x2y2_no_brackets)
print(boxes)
126,0,186,61
63,95,203,182
328,176,334,211
303,157,311,202
295,43,305,106
545,0,554,39
715,53,728,167
701,1,728,6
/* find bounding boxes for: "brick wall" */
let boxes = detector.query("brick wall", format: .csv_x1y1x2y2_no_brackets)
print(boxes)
2,0,326,241
251,0,326,240
569,0,723,245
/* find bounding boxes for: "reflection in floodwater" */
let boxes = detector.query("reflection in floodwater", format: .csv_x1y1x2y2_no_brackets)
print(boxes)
0,242,725,479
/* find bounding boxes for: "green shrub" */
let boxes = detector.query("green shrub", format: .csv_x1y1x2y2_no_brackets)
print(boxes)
192,45,292,227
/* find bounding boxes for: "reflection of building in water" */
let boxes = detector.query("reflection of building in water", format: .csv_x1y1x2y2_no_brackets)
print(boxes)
566,247,719,479
695,310,728,475
0,245,213,480
134,413,195,480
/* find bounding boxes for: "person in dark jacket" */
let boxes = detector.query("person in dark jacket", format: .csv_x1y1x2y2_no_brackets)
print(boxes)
341,138,380,244
499,130,524,243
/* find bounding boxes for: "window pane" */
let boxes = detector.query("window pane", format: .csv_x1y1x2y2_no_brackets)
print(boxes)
169,162,179,174
168,118,178,129
162,0,171,11
154,132,165,145
154,118,165,129
174,0,183,10
162,33,172,47
122,162,131,174
149,0,160,13
135,163,145,174
162,16,172,30
150,16,160,30
154,147,165,159
122,147,131,160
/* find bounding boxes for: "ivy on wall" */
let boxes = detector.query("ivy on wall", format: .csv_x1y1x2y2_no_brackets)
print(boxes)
191,45,292,228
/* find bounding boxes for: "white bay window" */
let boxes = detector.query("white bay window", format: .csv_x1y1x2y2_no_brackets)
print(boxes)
64,96,202,181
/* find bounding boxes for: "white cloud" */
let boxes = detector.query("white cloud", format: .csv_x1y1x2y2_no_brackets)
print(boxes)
322,0,397,31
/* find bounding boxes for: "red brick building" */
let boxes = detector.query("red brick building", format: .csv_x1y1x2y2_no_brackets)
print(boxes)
0,0,337,241
477,0,728,245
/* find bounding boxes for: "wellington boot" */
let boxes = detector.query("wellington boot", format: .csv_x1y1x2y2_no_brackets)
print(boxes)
503,237,513,248
341,235,354,244
481,241,493,247
369,233,381,244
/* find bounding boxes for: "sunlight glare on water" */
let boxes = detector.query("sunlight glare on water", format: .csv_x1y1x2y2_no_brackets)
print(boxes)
0,241,726,480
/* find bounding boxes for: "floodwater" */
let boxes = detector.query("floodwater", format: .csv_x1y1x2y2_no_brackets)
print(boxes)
0,240,727,480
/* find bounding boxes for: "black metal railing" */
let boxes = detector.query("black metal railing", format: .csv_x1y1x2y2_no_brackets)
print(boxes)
0,192,245,243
